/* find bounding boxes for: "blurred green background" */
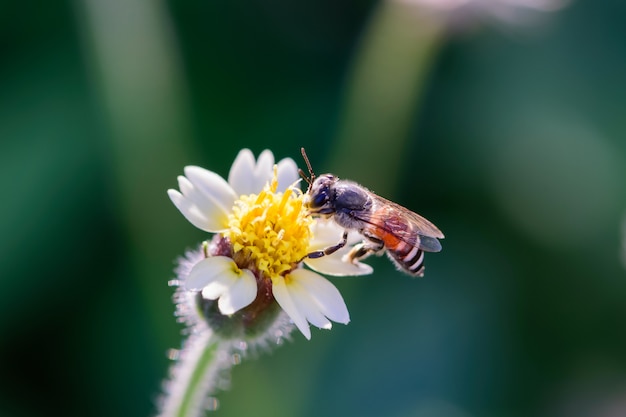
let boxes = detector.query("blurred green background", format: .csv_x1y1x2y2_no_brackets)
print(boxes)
1,0,625,416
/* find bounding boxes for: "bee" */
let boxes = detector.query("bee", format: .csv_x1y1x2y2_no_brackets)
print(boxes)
300,148,444,277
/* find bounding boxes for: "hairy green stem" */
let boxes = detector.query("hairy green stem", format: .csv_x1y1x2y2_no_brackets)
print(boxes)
159,331,225,417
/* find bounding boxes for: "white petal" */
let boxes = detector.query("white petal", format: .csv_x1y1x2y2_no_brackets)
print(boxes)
177,174,195,196
249,150,275,193
185,256,237,291
286,278,332,329
308,219,363,251
307,219,346,251
168,189,228,233
217,269,257,315
289,269,350,325
276,158,299,193
305,254,373,277
227,149,276,195
254,150,275,179
228,149,257,196
183,166,237,215
201,275,235,300
169,175,230,232
272,277,311,340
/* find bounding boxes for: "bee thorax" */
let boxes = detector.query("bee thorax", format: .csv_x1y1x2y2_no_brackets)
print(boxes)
332,210,368,230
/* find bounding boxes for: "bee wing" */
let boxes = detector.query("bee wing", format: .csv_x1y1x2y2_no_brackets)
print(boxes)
414,235,443,253
355,195,444,252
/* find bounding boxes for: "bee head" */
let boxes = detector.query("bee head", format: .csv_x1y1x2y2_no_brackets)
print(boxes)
306,174,337,215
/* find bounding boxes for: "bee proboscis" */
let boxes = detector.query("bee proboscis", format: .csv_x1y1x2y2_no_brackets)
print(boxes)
300,148,444,277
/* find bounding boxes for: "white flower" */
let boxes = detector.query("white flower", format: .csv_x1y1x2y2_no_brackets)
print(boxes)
168,149,372,339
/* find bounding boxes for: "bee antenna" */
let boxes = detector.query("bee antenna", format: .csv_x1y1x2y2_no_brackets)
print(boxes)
299,147,316,191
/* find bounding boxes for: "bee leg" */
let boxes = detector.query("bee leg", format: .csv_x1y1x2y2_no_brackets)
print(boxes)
345,235,384,263
302,231,348,260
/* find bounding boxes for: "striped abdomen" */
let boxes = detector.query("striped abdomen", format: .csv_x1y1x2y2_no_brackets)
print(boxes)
386,241,425,277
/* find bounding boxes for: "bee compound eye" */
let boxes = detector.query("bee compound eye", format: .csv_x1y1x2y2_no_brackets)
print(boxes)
312,190,328,207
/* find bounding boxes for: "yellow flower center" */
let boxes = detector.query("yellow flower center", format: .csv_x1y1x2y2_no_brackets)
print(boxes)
225,168,312,279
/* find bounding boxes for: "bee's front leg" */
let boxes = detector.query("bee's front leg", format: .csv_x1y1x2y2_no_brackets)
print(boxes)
302,231,348,260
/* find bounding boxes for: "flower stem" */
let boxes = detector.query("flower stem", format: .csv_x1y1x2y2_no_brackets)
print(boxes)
158,331,227,417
